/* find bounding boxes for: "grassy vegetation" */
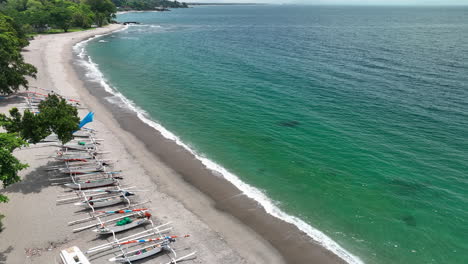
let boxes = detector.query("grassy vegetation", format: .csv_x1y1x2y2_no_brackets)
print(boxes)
42,27,94,34
26,27,95,38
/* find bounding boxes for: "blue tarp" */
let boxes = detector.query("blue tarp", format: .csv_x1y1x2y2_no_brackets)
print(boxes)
79,112,94,128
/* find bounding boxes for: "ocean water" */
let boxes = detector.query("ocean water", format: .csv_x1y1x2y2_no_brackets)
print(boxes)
82,6,468,264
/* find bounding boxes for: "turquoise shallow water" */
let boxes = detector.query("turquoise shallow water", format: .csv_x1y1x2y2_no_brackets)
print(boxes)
85,6,468,263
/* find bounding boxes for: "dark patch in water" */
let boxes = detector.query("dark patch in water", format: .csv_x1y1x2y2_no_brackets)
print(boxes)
294,161,305,168
260,137,274,142
278,120,301,127
257,168,266,174
389,179,426,191
402,215,417,226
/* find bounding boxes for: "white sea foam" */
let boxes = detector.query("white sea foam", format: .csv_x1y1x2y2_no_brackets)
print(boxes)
128,24,162,28
73,31,365,264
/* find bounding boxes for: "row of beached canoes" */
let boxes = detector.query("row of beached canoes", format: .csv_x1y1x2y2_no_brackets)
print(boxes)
27,90,196,264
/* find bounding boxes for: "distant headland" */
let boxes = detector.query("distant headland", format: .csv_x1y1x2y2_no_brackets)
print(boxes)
187,2,262,5
116,0,189,12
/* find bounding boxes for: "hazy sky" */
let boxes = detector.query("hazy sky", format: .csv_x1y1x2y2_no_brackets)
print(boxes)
185,0,468,5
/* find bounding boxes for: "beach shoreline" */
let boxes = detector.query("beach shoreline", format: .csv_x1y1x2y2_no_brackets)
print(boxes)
0,24,349,264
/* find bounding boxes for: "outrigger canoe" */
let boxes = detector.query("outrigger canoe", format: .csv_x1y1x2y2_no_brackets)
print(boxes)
109,241,168,263
92,211,151,235
64,178,118,190
75,191,134,209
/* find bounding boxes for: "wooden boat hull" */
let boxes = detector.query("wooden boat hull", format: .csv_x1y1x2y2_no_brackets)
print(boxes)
56,155,95,161
65,178,117,190
109,245,163,262
75,196,125,209
93,218,149,235
59,166,104,174
73,131,93,138
63,142,95,148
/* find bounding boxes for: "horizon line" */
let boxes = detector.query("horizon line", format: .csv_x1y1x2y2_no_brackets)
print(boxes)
185,2,468,7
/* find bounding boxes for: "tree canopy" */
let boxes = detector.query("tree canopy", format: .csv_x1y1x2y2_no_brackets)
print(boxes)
85,0,116,27
0,94,80,144
0,94,80,203
113,0,188,10
0,13,37,94
0,132,28,203
49,0,74,32
0,0,118,33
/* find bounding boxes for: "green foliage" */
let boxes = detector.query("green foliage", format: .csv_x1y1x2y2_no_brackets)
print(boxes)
0,0,117,33
37,27,92,34
85,0,116,27
37,94,80,143
69,3,95,28
114,0,188,10
23,2,51,32
0,13,37,94
0,107,49,143
0,94,80,205
0,132,28,203
49,0,74,32
0,95,80,144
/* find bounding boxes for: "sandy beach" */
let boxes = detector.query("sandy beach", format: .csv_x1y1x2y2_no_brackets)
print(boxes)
0,24,346,264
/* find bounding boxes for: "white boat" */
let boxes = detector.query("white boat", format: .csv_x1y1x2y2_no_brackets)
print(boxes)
59,246,91,264
54,150,109,161
55,153,96,161
61,143,97,151
85,223,173,253
64,141,97,147
59,164,106,174
65,178,118,190
107,236,196,263
54,160,106,168
92,211,151,235
74,192,134,209
86,222,195,263
42,130,93,142
109,242,166,263
73,130,94,138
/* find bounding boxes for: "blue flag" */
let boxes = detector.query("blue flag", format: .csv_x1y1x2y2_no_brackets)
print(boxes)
79,112,94,128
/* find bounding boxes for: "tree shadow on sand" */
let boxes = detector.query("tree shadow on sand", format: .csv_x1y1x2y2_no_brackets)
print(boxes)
0,95,26,107
0,162,58,196
0,246,14,264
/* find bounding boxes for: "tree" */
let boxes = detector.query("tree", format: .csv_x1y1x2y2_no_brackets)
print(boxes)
2,108,50,143
112,0,188,10
3,0,29,12
70,3,95,28
36,94,80,144
0,133,28,203
49,0,74,32
0,94,80,144
0,94,80,204
0,13,37,94
85,0,116,27
23,1,51,32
